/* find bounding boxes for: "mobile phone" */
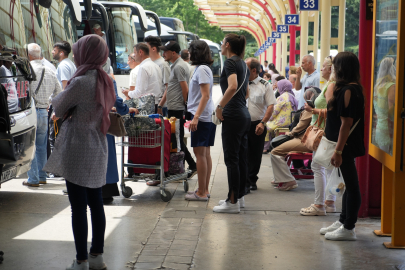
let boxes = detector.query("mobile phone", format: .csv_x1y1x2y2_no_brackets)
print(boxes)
306,100,315,108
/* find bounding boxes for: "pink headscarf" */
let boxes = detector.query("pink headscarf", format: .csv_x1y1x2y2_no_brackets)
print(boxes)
277,79,298,111
69,34,116,135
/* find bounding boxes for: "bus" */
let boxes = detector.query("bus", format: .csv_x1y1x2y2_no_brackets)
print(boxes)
145,17,189,50
200,39,223,84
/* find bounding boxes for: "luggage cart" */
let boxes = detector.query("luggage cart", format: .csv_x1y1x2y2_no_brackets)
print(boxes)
117,114,189,201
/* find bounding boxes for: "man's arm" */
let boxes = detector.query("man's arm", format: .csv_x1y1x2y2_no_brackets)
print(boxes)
62,80,68,90
179,81,188,103
295,67,303,90
129,66,146,99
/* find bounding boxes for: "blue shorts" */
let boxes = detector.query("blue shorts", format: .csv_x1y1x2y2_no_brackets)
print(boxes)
190,115,216,147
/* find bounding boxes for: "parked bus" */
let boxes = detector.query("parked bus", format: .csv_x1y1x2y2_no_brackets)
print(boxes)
200,39,223,84
144,17,189,50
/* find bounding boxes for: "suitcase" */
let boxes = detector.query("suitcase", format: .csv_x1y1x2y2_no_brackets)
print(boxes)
127,118,170,174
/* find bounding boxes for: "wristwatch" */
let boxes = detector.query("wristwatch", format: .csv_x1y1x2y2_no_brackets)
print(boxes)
334,149,343,155
260,121,265,125
157,105,163,109
217,104,224,110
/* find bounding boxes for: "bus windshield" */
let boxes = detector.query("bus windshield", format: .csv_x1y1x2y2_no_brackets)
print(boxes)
111,7,136,74
173,20,188,50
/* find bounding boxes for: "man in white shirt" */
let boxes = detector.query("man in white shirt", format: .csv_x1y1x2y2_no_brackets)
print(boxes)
122,43,162,110
144,36,170,115
127,53,140,94
263,60,269,72
245,57,276,191
295,54,320,108
93,24,107,42
180,49,196,80
52,41,76,90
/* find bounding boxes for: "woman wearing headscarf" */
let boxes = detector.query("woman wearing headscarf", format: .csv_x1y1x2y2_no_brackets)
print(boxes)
269,88,319,191
44,35,115,270
263,79,298,153
372,57,396,155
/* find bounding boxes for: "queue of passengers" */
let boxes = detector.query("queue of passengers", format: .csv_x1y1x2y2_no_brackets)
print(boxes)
6,27,366,269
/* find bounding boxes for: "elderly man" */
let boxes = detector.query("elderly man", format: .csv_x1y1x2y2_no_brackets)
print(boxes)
245,58,276,192
295,54,320,108
93,24,106,41
24,43,62,187
122,43,162,109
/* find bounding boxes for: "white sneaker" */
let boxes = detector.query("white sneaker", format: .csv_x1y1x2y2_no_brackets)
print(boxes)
320,221,343,235
218,197,245,208
66,260,89,270
325,225,356,241
213,201,240,213
88,254,107,270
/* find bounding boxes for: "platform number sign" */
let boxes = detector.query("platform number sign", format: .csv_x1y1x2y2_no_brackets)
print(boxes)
299,0,319,11
272,32,281,39
285,14,299,25
277,25,289,33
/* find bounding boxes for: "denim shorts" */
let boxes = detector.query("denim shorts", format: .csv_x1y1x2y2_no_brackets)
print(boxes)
190,115,216,147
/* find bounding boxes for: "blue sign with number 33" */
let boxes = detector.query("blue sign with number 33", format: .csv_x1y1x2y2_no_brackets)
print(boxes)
300,0,319,11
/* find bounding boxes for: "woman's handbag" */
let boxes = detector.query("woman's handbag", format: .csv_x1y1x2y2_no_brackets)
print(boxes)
301,109,327,151
107,112,127,137
270,134,292,149
313,119,361,169
212,61,248,125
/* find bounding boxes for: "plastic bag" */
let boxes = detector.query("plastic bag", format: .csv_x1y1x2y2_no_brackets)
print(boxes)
169,117,181,153
326,167,346,197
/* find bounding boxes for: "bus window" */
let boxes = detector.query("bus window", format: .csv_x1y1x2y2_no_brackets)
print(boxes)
21,0,53,61
173,20,187,50
111,7,136,74
49,0,77,62
0,0,28,57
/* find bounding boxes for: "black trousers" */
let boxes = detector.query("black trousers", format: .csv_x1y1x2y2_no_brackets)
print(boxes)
247,120,267,186
168,110,196,169
339,154,361,230
222,117,251,202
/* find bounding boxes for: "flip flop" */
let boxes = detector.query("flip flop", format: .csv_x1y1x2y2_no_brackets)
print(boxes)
187,189,210,198
185,192,208,201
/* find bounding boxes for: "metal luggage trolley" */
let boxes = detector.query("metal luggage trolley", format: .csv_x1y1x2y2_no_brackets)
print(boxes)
117,114,189,202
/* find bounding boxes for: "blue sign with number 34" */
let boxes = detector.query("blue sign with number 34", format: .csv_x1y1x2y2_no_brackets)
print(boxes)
285,14,299,25
300,0,319,11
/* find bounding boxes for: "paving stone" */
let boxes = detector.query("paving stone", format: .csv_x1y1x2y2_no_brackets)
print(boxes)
174,233,199,241
164,255,193,264
167,248,195,257
162,262,191,270
243,210,266,215
136,255,165,263
147,238,172,244
139,248,169,256
187,201,208,208
158,218,181,226
171,239,198,246
180,218,203,224
133,262,162,269
142,244,171,250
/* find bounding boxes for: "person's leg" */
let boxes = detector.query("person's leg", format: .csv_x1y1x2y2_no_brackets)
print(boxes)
66,180,89,261
248,121,267,188
36,109,49,182
238,118,250,198
86,186,106,255
205,147,212,194
339,157,361,230
193,146,207,197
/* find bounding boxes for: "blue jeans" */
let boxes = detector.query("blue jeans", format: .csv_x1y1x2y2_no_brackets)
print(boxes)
28,108,49,184
66,180,106,260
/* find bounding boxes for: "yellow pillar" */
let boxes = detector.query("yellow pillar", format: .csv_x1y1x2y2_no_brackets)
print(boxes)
374,165,393,237
313,11,320,68
338,0,346,52
281,33,288,76
320,0,331,66
300,11,309,76
276,38,282,73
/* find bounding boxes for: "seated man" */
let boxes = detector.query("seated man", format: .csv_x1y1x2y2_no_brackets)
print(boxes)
270,88,319,191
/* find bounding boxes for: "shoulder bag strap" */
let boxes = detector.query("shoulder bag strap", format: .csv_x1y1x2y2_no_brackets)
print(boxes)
232,61,248,98
348,119,361,136
34,68,45,96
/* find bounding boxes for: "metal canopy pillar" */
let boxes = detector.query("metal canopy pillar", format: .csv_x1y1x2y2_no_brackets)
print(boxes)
288,0,297,66
338,0,346,52
300,11,309,70
320,0,331,66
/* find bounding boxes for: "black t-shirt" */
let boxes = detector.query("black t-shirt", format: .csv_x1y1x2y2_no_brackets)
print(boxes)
219,56,250,120
325,84,365,157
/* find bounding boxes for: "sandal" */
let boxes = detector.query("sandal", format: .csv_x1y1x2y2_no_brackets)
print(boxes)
187,189,210,198
300,204,326,216
146,180,161,186
185,192,208,201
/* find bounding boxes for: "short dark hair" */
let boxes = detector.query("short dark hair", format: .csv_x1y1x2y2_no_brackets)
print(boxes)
263,72,271,78
224,33,246,58
134,43,149,56
264,60,268,64
189,40,213,66
247,58,261,74
53,41,71,55
144,36,162,52
275,75,285,81
180,49,190,61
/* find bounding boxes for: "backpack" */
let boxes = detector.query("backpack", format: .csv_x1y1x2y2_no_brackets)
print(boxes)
0,84,10,133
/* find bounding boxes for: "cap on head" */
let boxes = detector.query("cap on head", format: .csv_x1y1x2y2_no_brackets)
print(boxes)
93,24,101,29
159,41,181,54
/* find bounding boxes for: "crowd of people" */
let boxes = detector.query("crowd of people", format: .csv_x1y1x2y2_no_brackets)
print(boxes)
1,27,368,268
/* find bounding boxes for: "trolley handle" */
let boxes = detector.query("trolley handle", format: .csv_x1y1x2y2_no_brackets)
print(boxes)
148,114,161,119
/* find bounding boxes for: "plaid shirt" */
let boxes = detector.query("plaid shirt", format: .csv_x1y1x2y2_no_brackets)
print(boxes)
30,60,62,109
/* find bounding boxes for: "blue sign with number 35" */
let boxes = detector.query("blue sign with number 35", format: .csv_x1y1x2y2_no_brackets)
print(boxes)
277,25,289,33
285,14,299,25
300,0,319,11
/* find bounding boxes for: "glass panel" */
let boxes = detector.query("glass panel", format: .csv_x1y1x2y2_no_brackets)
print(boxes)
49,0,77,62
0,0,27,57
21,0,54,61
111,7,135,74
209,46,221,78
371,0,398,156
